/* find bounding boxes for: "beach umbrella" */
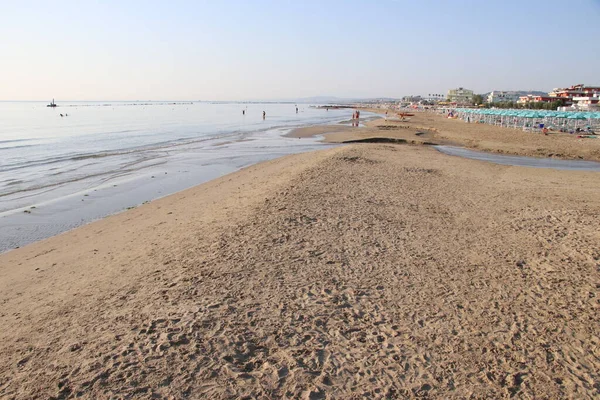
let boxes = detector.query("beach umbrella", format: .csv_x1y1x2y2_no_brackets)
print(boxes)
592,113,600,130
567,113,587,130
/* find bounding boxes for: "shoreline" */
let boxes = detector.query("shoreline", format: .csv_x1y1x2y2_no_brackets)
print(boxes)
0,124,340,254
0,102,360,253
1,143,599,398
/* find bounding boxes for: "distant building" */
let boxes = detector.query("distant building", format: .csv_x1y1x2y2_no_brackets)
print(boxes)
447,87,474,104
572,93,600,111
401,95,422,103
517,95,562,105
549,84,600,106
487,91,520,104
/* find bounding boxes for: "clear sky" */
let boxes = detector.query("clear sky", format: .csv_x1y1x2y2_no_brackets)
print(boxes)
1,0,599,101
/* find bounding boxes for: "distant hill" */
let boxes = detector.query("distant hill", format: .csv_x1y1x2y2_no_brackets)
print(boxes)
294,96,401,104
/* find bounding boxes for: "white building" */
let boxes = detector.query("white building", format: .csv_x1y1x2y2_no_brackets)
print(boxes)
487,91,520,104
572,94,600,111
402,95,422,103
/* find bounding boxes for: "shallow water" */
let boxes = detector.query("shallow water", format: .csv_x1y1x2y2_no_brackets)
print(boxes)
435,146,600,172
0,102,356,252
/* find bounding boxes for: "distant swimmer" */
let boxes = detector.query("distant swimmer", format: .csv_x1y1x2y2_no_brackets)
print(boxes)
60,114,63,117
263,111,266,119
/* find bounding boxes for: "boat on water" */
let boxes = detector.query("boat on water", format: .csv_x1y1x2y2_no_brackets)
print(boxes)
47,99,57,107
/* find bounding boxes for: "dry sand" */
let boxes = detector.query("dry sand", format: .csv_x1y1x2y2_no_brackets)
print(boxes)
345,110,600,161
1,143,599,399
291,110,600,162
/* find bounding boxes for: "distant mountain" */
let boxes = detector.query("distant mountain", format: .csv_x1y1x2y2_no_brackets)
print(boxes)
295,96,401,104
226,96,346,104
206,96,408,104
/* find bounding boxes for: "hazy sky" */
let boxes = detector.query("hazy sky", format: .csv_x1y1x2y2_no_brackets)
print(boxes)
1,0,599,100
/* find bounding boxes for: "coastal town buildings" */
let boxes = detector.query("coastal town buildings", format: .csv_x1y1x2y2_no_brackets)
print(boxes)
487,91,520,104
400,94,445,106
515,84,600,108
447,87,474,104
517,95,560,105
548,84,600,106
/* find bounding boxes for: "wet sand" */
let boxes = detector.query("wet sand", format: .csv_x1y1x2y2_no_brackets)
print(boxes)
284,124,357,139
290,118,457,147
1,143,599,398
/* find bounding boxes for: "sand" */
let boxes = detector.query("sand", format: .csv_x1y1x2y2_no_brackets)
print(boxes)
1,142,599,398
292,111,600,162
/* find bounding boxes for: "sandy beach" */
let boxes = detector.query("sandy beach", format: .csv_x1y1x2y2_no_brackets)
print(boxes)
1,136,600,398
288,111,600,162
4,0,600,397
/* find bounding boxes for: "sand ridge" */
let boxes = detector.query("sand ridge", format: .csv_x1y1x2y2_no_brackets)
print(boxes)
1,145,599,398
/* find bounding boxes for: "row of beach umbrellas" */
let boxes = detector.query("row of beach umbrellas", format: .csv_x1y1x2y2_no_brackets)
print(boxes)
448,108,600,132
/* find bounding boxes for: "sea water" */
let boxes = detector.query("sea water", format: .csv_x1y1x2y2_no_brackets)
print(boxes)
436,146,600,171
0,101,355,252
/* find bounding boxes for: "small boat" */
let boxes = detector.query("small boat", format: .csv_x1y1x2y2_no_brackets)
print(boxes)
47,99,57,107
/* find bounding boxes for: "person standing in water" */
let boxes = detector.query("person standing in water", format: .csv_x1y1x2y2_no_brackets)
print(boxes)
242,109,245,115
296,107,298,113
263,111,266,119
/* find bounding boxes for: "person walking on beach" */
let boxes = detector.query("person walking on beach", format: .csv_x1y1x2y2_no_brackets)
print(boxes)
262,111,266,119
296,107,298,113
